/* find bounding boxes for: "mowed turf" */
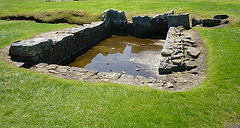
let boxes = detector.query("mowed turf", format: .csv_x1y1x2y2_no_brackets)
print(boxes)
0,0,240,127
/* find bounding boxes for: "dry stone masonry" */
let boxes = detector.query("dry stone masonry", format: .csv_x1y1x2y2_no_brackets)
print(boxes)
6,9,206,90
10,9,190,65
159,26,200,74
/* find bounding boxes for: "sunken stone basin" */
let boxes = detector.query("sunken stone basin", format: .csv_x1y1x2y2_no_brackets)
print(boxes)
6,9,206,91
68,35,164,78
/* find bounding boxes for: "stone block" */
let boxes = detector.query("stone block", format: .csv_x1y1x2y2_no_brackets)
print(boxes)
202,19,221,27
10,38,53,57
159,60,172,74
132,15,151,37
214,15,229,19
167,14,190,29
101,9,127,34
187,47,200,58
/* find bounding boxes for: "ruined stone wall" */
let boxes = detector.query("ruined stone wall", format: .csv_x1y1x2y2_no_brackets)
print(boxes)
9,9,191,65
10,21,110,64
159,27,200,74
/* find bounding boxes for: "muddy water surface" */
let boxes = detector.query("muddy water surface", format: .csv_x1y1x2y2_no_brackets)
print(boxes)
68,35,163,78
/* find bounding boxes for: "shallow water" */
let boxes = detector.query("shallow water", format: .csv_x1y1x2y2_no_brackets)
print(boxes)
68,35,163,78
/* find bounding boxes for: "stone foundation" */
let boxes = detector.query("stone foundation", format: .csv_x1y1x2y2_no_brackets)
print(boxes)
2,26,206,91
10,21,110,64
159,26,200,74
9,9,190,66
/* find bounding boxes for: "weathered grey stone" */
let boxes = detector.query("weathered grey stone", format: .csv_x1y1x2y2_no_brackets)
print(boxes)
174,38,182,43
101,9,127,34
172,44,184,49
183,60,197,70
82,70,99,79
192,18,201,27
56,66,69,74
202,19,221,27
117,74,136,85
48,70,58,74
183,39,195,44
97,72,121,80
165,82,174,88
71,26,86,34
100,79,110,82
46,64,58,70
187,47,200,58
70,67,88,73
118,74,134,82
10,38,53,57
181,35,191,39
135,76,148,85
147,77,157,83
172,49,183,55
132,15,151,37
167,14,190,29
172,59,182,65
172,53,184,59
159,60,172,74
33,63,48,68
161,49,173,56
214,15,229,20
188,68,198,74
150,14,169,37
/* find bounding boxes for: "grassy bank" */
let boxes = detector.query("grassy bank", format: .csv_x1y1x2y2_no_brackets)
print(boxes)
0,0,239,24
0,0,240,127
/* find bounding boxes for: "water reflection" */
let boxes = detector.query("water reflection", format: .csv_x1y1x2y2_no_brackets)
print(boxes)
68,35,163,78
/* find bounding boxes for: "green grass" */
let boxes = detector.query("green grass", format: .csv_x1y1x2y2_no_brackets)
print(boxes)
0,0,239,24
0,0,240,127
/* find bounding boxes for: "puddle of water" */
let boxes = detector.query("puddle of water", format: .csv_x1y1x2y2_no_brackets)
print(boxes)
68,35,163,78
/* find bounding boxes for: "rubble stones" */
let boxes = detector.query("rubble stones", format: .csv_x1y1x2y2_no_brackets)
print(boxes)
97,72,121,80
147,77,157,83
187,47,200,58
161,49,173,56
158,27,200,74
183,60,197,70
159,60,172,74
171,53,184,59
135,76,148,85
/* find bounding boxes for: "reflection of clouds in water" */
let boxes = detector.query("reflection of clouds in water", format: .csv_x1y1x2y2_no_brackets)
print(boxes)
68,35,163,78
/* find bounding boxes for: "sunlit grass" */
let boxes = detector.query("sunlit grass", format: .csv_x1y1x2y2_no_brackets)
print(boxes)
0,0,239,127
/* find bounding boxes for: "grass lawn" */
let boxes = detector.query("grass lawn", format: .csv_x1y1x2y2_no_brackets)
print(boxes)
0,0,239,127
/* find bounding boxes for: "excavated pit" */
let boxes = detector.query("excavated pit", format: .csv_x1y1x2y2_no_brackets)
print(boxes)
3,9,206,91
67,35,164,78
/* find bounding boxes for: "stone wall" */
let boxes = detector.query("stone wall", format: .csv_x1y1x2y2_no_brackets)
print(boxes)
101,9,190,38
9,9,190,65
10,21,110,64
159,27,200,74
